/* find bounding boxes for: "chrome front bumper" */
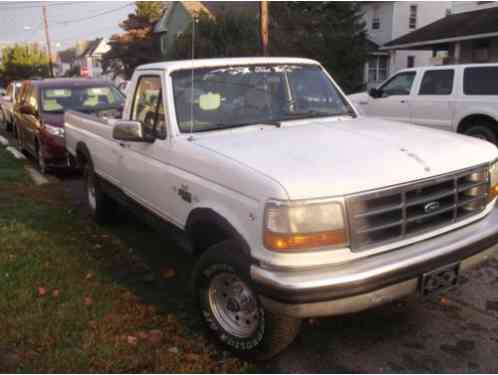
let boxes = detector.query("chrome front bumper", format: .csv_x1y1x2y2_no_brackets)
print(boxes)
251,204,498,318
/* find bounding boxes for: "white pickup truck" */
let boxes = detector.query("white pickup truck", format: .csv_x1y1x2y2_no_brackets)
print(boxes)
65,57,498,359
349,64,498,144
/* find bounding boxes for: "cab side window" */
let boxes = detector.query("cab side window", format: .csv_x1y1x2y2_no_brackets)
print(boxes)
131,76,166,139
380,72,416,96
419,70,454,95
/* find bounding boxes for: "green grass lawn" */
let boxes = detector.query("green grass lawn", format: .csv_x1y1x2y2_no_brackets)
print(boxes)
0,147,247,372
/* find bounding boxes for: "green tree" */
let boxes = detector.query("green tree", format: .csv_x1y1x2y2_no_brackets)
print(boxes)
172,11,260,60
269,2,368,93
1,44,50,82
102,1,167,79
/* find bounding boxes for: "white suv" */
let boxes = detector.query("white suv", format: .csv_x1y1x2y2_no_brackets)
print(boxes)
349,64,498,144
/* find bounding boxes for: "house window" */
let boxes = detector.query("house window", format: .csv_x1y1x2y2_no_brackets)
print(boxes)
472,39,490,62
368,55,389,83
372,6,380,30
407,56,415,68
409,5,417,29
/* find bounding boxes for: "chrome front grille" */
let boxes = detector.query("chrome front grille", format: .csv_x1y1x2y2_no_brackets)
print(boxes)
347,165,489,251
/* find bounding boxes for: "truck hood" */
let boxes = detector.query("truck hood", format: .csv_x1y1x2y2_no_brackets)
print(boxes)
193,117,498,200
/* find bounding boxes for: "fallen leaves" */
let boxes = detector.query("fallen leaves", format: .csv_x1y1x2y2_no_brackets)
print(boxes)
147,329,163,347
160,267,175,279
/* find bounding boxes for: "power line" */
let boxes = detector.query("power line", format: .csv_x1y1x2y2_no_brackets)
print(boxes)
0,2,83,11
54,3,133,25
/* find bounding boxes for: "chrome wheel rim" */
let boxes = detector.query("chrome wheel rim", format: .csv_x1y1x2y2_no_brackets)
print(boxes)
208,272,259,338
87,171,97,212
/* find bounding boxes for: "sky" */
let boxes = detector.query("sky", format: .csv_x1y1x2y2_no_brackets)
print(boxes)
0,1,136,51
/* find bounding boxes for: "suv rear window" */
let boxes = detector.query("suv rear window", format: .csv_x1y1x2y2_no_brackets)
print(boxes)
464,66,498,95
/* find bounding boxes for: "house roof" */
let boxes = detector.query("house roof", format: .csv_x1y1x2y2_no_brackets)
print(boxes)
58,48,76,63
383,6,498,50
77,38,103,58
154,1,258,33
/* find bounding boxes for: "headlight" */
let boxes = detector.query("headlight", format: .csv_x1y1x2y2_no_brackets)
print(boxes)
263,200,347,251
43,124,64,137
489,160,498,201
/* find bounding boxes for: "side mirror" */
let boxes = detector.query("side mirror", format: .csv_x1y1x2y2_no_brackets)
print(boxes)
112,120,154,143
369,88,383,98
19,104,37,116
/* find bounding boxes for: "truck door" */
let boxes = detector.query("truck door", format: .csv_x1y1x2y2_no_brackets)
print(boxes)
368,71,416,123
118,73,173,222
409,69,455,131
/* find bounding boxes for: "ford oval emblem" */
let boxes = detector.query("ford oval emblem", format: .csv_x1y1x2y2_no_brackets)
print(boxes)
424,201,440,213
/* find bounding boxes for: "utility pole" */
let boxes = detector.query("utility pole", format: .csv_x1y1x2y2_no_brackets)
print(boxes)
42,3,54,77
260,0,269,56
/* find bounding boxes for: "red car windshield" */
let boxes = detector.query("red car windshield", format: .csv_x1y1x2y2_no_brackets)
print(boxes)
41,86,124,113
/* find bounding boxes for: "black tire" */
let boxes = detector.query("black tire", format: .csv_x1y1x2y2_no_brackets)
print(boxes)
464,123,497,145
36,141,48,175
14,123,23,151
83,159,116,225
192,239,301,360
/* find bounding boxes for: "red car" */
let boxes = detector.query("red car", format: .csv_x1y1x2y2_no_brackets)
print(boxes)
13,78,124,174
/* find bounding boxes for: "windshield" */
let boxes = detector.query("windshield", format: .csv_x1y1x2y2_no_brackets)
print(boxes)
41,85,124,113
171,64,353,133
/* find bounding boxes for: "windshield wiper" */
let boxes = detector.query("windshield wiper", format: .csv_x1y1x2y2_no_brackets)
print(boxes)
199,121,281,132
277,109,357,122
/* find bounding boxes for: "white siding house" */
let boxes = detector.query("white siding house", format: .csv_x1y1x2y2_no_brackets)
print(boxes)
361,1,451,89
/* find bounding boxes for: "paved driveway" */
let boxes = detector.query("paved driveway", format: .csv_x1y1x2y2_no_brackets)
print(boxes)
2,125,498,372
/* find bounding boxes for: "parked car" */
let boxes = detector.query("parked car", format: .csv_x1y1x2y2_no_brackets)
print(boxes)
65,57,498,359
349,63,498,144
14,78,124,174
0,81,22,132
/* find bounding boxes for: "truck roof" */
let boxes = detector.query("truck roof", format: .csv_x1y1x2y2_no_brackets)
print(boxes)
136,57,320,72
32,78,114,89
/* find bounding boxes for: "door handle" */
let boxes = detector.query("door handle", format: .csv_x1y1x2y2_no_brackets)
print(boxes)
119,142,128,148
400,100,406,104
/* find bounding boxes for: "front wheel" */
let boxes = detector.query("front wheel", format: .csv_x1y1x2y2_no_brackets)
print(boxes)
464,124,497,145
192,240,301,360
83,160,116,224
37,143,47,175
14,124,23,151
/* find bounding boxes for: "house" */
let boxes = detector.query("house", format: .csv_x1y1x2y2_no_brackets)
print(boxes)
74,38,111,79
382,2,498,65
154,1,258,59
360,1,451,89
55,48,77,76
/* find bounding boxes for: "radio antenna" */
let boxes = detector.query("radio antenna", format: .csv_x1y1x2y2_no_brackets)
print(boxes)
189,15,198,136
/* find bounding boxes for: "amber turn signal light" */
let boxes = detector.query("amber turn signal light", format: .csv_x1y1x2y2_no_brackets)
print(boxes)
263,229,347,251
490,184,498,201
